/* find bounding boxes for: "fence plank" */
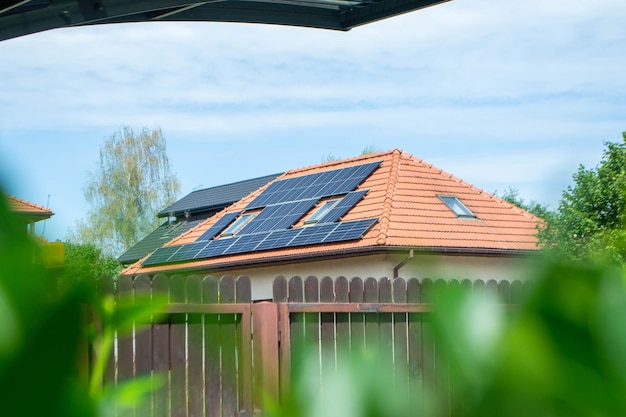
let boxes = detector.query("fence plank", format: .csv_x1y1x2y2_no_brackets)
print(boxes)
203,276,220,417
152,274,171,417
97,275,116,387
304,276,320,395
187,275,203,417
379,277,393,364
236,276,253,417
406,278,422,396
134,275,153,417
393,278,408,392
335,276,350,356
170,275,187,417
349,277,365,354
434,279,450,417
273,275,287,303
320,276,335,399
220,276,238,417
364,277,379,354
117,275,134,388
288,276,304,351
420,278,435,398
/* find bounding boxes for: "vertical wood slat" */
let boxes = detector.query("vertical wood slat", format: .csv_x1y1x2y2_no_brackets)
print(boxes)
379,277,393,364
319,276,335,399
152,274,171,417
97,275,116,387
406,278,422,395
420,278,435,396
393,278,408,391
220,276,237,417
203,276,220,417
434,279,450,417
288,276,304,351
349,277,365,354
117,275,134,386
187,276,203,417
272,276,290,405
364,277,379,354
334,277,350,357
304,276,320,395
170,275,187,417
252,302,279,410
134,275,153,417
236,276,252,417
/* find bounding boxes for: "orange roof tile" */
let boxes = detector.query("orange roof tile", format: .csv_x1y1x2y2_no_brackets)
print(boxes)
123,149,541,275
6,195,53,220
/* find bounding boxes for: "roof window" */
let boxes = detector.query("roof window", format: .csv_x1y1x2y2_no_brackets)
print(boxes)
221,213,256,237
438,195,476,218
304,198,341,225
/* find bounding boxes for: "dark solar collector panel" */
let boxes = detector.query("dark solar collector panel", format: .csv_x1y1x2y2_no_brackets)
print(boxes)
142,245,182,266
317,190,368,224
196,211,240,241
142,219,378,265
238,198,318,235
246,161,380,209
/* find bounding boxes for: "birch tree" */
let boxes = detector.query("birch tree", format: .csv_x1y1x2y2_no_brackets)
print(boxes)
72,126,180,256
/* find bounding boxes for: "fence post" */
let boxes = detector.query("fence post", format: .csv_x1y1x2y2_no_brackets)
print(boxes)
252,301,280,411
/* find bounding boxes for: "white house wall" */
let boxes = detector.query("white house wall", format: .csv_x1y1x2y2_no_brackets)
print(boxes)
216,252,536,300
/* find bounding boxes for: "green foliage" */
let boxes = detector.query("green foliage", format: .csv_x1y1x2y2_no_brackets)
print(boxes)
71,126,181,257
540,132,626,265
496,187,553,220
0,191,166,417
61,242,120,291
271,260,626,417
0,192,96,417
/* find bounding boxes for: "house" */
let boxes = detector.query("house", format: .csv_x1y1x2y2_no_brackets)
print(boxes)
7,195,54,236
122,149,541,299
118,173,281,265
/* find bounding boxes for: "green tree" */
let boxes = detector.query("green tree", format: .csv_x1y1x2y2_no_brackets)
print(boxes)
71,126,180,256
497,187,552,220
540,132,626,265
60,242,120,291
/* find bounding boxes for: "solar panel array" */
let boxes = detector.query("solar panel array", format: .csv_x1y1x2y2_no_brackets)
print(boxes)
246,161,380,209
142,218,378,266
142,160,382,267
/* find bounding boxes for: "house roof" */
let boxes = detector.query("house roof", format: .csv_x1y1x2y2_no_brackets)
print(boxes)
158,173,282,218
123,149,541,276
6,195,54,221
118,173,281,264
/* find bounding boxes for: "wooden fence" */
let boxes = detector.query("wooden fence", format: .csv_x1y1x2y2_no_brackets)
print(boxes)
91,275,530,417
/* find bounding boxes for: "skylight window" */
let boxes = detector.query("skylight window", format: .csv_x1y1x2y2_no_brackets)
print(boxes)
221,213,256,237
304,198,341,225
438,195,476,218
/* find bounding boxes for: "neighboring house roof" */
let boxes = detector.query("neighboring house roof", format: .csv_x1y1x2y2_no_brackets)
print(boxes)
118,173,282,264
158,173,282,218
6,195,53,222
123,149,541,276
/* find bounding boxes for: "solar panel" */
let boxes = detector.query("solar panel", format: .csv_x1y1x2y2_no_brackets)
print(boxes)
223,233,268,255
323,219,378,243
246,161,380,209
196,211,240,241
289,223,337,247
195,237,238,259
166,242,209,263
254,228,302,251
317,190,368,224
142,245,182,266
238,198,317,235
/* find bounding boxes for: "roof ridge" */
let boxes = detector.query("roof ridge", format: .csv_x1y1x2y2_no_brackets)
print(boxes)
287,149,399,176
188,172,283,194
376,149,401,245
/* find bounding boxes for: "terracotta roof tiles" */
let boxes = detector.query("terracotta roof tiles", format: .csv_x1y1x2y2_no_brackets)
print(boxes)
123,149,541,275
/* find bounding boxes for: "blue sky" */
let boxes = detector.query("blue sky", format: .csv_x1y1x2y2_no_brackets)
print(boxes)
0,0,624,242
